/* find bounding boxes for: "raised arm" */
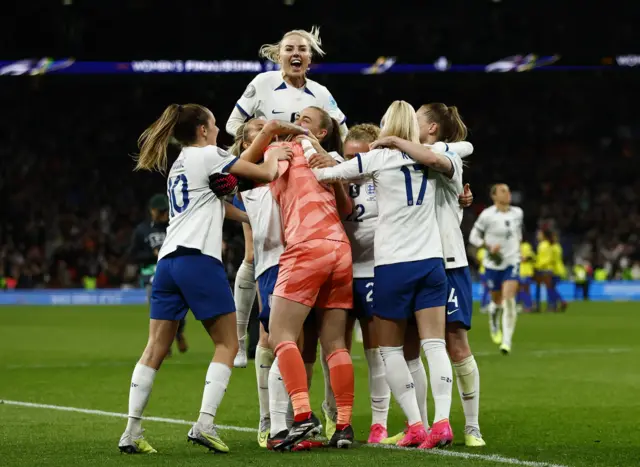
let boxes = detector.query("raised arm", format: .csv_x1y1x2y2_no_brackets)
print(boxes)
371,136,453,177
431,141,474,159
240,120,308,164
314,154,369,183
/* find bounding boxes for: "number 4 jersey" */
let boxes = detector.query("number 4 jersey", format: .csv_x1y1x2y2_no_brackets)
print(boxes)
158,145,238,262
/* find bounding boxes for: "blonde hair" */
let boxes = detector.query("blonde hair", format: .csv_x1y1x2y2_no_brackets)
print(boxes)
418,103,468,143
259,26,325,64
379,101,421,143
228,122,250,157
135,103,209,173
345,124,380,144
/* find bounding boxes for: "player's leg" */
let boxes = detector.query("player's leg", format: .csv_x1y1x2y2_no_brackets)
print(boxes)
234,223,257,368
267,241,330,450
315,242,355,448
361,315,390,443
520,279,533,313
179,254,238,453
175,318,188,353
480,275,491,313
119,259,184,454
414,259,453,450
374,262,427,447
486,269,504,344
254,281,274,447
500,270,520,355
301,317,318,390
404,325,428,429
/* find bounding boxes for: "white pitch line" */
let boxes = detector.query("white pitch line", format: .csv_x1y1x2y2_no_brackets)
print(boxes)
1,399,569,467
2,347,630,371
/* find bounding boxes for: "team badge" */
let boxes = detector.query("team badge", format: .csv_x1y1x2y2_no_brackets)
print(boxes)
243,84,256,98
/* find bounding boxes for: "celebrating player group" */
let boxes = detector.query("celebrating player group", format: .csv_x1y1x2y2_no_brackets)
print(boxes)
118,26,523,455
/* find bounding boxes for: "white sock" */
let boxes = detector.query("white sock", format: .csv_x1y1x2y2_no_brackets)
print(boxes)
255,345,274,420
379,346,422,426
197,362,231,426
421,338,453,423
125,363,156,434
234,261,256,343
365,348,390,428
407,357,428,427
320,347,336,414
453,355,480,431
502,297,517,347
268,357,290,435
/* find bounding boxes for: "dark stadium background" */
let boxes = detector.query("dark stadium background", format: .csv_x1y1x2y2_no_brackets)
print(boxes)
1,0,639,289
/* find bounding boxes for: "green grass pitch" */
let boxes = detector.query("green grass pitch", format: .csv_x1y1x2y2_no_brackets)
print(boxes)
0,302,637,466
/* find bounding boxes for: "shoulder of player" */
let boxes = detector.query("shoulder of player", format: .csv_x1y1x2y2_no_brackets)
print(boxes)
511,206,524,217
304,77,329,96
248,71,281,91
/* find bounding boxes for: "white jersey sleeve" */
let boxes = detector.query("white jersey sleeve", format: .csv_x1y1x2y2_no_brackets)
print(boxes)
432,141,474,159
227,74,263,136
159,146,233,262
315,84,348,139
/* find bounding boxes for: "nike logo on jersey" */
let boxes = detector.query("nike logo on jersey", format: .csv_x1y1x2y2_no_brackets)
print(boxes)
447,308,460,315
272,110,284,114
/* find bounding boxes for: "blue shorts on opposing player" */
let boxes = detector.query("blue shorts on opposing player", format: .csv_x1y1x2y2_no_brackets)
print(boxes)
352,278,375,319
374,258,447,320
150,249,235,321
485,264,520,291
445,267,473,330
257,265,279,333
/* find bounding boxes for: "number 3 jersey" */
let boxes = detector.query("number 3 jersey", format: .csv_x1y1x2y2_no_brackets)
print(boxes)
342,179,378,278
314,148,443,267
158,145,238,262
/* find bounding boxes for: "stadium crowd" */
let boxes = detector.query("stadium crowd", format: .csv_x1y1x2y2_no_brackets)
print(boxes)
1,71,638,290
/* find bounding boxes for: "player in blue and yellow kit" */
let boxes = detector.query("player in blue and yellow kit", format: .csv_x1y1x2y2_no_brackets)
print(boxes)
535,229,555,312
549,233,568,312
518,240,535,313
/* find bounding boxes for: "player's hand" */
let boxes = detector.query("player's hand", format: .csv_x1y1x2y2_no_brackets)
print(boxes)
268,146,293,162
209,173,238,197
309,153,337,169
370,136,400,150
489,244,501,255
459,183,473,208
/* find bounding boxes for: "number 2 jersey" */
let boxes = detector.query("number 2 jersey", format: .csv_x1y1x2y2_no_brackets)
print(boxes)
158,145,238,262
315,148,443,267
342,180,377,278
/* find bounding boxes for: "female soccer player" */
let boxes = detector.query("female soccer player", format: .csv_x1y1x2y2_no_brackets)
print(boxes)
519,238,536,313
469,184,524,355
315,101,456,450
535,229,554,312
226,27,347,139
384,102,484,447
550,232,568,312
118,103,291,455
226,27,346,367
250,113,354,451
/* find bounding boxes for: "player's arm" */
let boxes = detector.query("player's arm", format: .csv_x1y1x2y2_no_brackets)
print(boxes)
226,76,261,136
231,147,292,183
240,120,308,164
224,201,250,224
313,150,381,183
370,137,454,177
468,212,488,251
431,141,474,159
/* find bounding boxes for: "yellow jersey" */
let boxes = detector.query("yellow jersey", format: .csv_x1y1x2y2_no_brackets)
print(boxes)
536,240,554,271
520,242,535,277
551,243,567,278
477,247,486,275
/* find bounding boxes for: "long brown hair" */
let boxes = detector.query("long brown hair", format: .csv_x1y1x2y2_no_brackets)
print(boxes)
308,106,343,154
418,103,468,143
135,103,210,173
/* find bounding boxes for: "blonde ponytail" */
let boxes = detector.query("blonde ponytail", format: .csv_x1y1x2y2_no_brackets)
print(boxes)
135,104,181,173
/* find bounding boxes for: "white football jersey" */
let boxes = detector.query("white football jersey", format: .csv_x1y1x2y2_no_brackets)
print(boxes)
315,148,442,267
227,71,346,136
240,186,285,279
342,179,377,278
434,151,468,269
159,146,238,261
471,205,524,270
